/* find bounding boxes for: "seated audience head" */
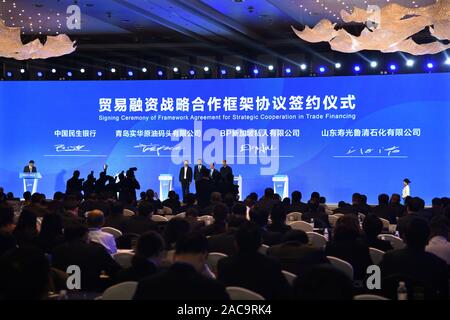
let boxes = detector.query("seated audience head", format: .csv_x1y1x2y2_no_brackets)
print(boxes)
136,231,165,262
310,192,320,201
404,217,429,250
110,201,125,216
145,189,155,201
31,193,42,204
139,191,146,200
429,215,449,240
360,194,368,205
431,197,443,209
164,218,191,249
291,191,302,203
213,203,229,224
231,202,247,217
174,232,209,272
0,247,50,300
167,190,177,200
39,213,63,237
185,193,197,206
271,202,287,224
333,215,361,241
293,265,353,300
63,199,79,214
138,201,155,218
319,197,326,205
264,188,274,199
210,192,222,204
86,210,105,228
378,194,389,205
362,214,383,239
64,224,89,242
337,201,347,208
235,222,262,253
16,209,37,231
186,207,199,218
53,191,65,201
23,191,31,202
249,206,270,228
282,230,309,244
223,193,235,208
390,193,401,204
351,193,361,205
407,197,422,213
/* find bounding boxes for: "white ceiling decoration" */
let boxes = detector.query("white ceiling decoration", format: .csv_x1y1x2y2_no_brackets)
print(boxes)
292,0,450,55
0,19,76,60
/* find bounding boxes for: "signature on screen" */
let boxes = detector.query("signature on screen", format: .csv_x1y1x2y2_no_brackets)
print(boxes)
55,144,90,152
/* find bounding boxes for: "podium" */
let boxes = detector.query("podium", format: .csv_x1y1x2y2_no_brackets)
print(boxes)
272,175,289,199
233,175,243,201
20,173,42,194
158,174,173,201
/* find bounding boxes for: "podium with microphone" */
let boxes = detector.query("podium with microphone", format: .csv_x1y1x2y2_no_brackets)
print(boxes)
20,172,42,194
272,175,289,199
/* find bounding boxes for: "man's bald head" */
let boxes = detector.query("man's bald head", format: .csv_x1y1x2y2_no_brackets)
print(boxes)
86,209,105,228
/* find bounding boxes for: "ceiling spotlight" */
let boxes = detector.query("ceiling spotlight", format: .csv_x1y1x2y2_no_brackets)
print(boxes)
189,69,196,76
157,70,164,77
80,68,85,73
67,71,73,77
220,69,227,75
444,58,450,65
20,68,25,74
300,64,307,71
253,68,259,75
110,68,116,73
203,66,210,72
51,68,56,74
97,71,103,77
37,72,43,77
235,66,241,72
426,62,434,70
128,70,134,77
141,67,147,73
389,64,397,71
370,61,378,68
335,63,342,69
406,59,415,67
6,72,12,77
319,66,326,73
354,65,361,72
268,65,274,71
173,67,179,73
285,67,292,74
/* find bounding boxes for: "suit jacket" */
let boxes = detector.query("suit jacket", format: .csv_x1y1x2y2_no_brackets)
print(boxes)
23,165,37,173
267,241,329,275
396,213,428,239
288,202,309,214
104,214,130,232
66,177,84,196
52,240,121,292
162,198,181,215
209,169,221,184
362,235,393,252
217,252,292,299
207,229,238,256
115,256,159,283
219,165,233,181
179,166,193,183
379,247,448,299
194,164,206,182
134,263,229,300
372,204,396,224
120,216,159,235
196,178,214,208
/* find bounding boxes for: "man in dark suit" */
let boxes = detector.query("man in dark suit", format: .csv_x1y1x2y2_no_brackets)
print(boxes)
389,193,406,218
193,159,206,193
397,197,428,240
250,206,282,246
179,160,193,201
66,170,84,198
23,160,37,173
217,222,291,299
380,217,448,299
120,201,158,235
196,170,214,209
52,225,121,292
372,194,396,224
288,191,309,214
134,233,229,300
219,159,232,182
208,163,221,186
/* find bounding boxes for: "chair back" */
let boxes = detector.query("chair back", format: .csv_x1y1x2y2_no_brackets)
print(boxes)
369,247,385,265
101,281,138,300
206,252,228,275
101,227,123,239
306,231,327,249
377,234,405,250
286,212,302,222
113,251,135,268
258,244,270,255
162,206,173,215
354,294,389,300
282,270,297,286
175,212,186,218
289,220,313,232
151,214,168,222
123,209,135,217
116,233,140,250
198,215,214,226
328,215,339,227
226,287,265,300
379,218,390,231
327,256,354,281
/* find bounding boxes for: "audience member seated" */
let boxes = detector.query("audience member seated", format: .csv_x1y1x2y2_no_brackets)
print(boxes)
257,188,280,213
325,215,372,282
358,194,372,215
162,190,181,214
372,194,396,224
163,218,191,250
184,207,205,232
52,225,121,292
302,199,330,229
145,189,163,213
425,215,450,265
120,201,158,235
397,197,428,240
380,217,448,299
200,192,222,216
196,170,215,208
134,233,229,300
267,230,329,275
0,205,17,256
23,193,49,217
201,203,228,236
389,193,406,219
319,196,333,215
179,193,200,214
61,199,84,229
217,222,291,299
250,206,282,246
37,213,64,255
116,231,165,282
333,201,351,214
268,202,291,234
104,201,129,231
362,213,393,252
86,210,117,254
228,202,247,228
292,265,353,300
0,246,50,300
13,209,38,248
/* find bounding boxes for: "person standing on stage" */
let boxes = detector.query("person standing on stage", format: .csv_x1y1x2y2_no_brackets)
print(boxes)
193,159,206,193
402,178,411,202
219,159,232,182
23,160,37,173
209,163,220,186
179,160,193,201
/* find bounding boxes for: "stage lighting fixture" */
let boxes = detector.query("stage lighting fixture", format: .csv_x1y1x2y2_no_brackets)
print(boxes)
389,64,397,71
253,68,259,75
319,66,326,73
235,66,241,72
80,68,85,73
203,66,210,72
285,67,292,74
173,67,179,73
128,71,134,77
51,68,56,74
37,72,43,77
157,70,164,77
141,67,148,73
426,62,434,70
268,65,274,71
189,69,196,76
220,69,227,76
445,58,450,65
335,63,341,69
20,68,25,74
406,59,415,67
6,72,12,77
370,61,378,68
97,71,103,77
300,64,307,71
110,68,116,73
67,71,73,77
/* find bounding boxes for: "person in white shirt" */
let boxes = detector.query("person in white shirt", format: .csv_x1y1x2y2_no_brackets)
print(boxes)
402,178,411,201
178,160,192,201
86,210,117,255
426,216,450,264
